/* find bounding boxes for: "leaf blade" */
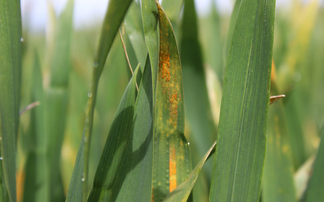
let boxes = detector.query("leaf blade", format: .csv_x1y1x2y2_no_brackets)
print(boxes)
209,0,276,201
87,65,139,201
262,85,296,202
0,0,22,201
152,2,192,201
65,1,132,201
303,128,324,201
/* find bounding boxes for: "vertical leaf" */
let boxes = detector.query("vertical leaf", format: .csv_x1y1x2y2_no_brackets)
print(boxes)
141,0,159,99
45,1,74,201
87,66,139,201
262,84,296,202
303,128,324,201
284,91,306,169
23,53,49,202
180,0,218,201
0,0,22,201
65,1,132,201
209,0,276,201
113,58,153,201
124,1,147,72
152,2,191,201
180,0,217,177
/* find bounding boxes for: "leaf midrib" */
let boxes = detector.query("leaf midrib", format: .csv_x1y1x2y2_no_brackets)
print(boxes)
229,2,260,201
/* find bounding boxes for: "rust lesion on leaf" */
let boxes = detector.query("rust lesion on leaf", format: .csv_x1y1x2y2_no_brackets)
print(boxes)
169,145,177,192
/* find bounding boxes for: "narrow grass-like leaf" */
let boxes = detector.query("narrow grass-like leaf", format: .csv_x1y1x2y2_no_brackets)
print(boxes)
209,0,276,201
223,0,241,61
141,0,159,98
45,1,74,200
66,1,132,201
180,1,218,200
181,0,217,179
0,0,22,201
283,91,306,169
262,84,296,202
208,3,223,81
152,2,191,201
163,141,217,202
87,65,139,201
124,1,147,72
303,128,324,201
23,53,49,202
112,58,153,201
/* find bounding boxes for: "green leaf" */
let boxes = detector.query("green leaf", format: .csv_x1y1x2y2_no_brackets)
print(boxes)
107,57,153,201
0,0,22,201
208,3,224,81
303,128,324,201
284,91,306,169
66,1,132,201
23,53,49,202
161,0,183,25
49,0,74,88
180,0,217,179
124,1,147,72
152,2,191,201
94,0,133,80
87,65,139,201
44,1,74,201
262,84,296,202
141,0,159,99
163,141,217,202
161,0,183,36
223,0,241,62
209,0,276,201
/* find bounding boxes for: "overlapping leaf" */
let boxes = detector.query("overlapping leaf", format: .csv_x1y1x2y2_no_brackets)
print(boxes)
87,66,140,201
66,0,132,201
163,141,217,202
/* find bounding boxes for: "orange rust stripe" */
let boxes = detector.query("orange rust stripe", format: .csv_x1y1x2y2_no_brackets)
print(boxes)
169,145,177,192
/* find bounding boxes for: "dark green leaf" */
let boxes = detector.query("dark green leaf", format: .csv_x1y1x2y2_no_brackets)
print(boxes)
0,0,22,201
66,1,132,201
141,0,159,98
124,1,147,72
181,0,217,180
110,57,153,201
209,0,276,201
87,65,139,201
